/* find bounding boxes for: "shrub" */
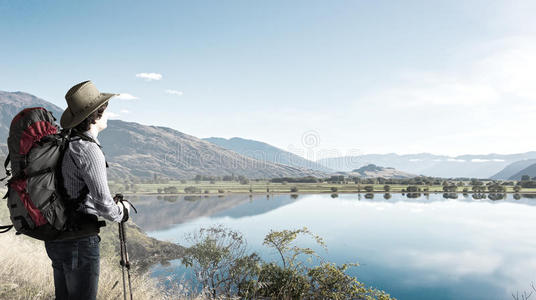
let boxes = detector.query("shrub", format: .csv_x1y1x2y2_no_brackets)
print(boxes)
181,226,394,299
290,186,298,193
407,186,419,192
163,186,178,194
181,225,260,298
184,186,201,193
330,187,338,192
364,185,374,192
218,189,225,193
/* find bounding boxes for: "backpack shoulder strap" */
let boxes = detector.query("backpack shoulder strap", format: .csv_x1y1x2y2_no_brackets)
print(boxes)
69,130,108,167
70,130,102,149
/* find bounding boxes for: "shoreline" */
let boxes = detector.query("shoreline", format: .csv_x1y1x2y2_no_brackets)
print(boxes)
122,191,536,196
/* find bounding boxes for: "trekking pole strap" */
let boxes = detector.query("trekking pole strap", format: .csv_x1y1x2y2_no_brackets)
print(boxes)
0,225,13,233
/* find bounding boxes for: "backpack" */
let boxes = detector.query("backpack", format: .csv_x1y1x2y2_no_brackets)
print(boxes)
0,107,103,241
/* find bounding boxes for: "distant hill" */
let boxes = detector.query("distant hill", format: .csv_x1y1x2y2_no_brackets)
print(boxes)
203,136,334,173
100,120,329,179
341,164,416,179
317,152,536,179
490,159,536,180
509,163,536,180
0,91,329,180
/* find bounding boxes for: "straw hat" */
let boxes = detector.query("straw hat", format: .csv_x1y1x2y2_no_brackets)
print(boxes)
60,80,118,129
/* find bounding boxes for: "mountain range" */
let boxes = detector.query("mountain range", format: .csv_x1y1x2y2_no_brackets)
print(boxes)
0,91,328,180
316,152,536,179
202,137,334,173
2,90,536,180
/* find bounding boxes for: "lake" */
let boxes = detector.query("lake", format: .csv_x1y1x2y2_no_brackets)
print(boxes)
129,193,536,299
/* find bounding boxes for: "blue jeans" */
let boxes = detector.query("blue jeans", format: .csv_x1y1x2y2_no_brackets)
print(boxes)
45,235,101,300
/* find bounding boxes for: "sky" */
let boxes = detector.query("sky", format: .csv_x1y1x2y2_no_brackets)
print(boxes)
1,0,535,159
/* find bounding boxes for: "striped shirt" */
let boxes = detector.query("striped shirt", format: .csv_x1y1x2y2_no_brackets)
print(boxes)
61,130,124,223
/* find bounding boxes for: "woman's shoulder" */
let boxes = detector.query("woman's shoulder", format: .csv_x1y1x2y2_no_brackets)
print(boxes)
68,138,104,160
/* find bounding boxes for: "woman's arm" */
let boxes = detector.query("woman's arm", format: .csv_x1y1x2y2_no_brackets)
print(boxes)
80,143,124,223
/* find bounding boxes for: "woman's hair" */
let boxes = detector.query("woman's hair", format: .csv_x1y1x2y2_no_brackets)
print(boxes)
73,102,108,132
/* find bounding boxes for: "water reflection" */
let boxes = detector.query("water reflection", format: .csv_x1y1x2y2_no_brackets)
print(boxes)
488,193,506,201
131,193,536,300
129,194,297,231
442,192,458,199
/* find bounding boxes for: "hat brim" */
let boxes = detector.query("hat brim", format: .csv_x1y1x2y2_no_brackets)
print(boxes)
60,93,116,129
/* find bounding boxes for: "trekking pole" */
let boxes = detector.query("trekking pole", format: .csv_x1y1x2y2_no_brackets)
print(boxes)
114,194,137,300
119,221,133,300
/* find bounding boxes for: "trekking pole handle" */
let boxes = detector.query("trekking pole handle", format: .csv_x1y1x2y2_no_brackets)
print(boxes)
114,193,124,203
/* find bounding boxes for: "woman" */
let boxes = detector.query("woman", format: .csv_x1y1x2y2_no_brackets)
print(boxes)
45,80,131,300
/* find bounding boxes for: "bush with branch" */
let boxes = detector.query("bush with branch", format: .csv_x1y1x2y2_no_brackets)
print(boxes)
181,225,394,299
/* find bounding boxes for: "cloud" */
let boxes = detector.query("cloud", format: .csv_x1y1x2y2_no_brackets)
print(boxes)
120,109,131,114
136,72,162,81
447,158,465,162
347,36,536,155
362,37,536,110
165,89,184,96
104,111,120,118
116,93,138,100
471,158,505,163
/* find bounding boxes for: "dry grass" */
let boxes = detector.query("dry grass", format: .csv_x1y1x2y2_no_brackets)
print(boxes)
0,232,171,300
0,230,222,300
0,187,206,300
